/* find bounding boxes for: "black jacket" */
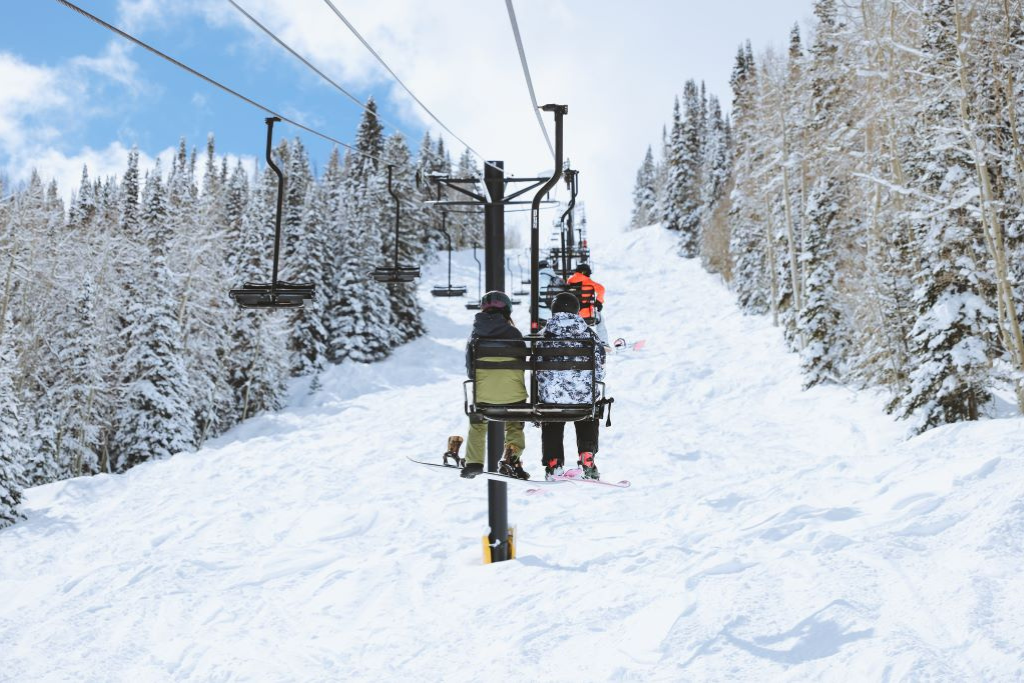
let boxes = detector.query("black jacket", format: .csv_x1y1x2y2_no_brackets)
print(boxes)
465,311,525,378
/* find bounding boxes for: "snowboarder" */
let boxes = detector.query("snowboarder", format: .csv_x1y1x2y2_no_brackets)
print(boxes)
461,291,530,480
567,263,610,347
537,292,606,480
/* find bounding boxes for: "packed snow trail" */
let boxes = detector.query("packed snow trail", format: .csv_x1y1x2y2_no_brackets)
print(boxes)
2,226,1023,681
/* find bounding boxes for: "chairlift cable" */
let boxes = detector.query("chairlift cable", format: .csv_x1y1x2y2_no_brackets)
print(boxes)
319,0,502,173
52,0,389,165
504,0,555,159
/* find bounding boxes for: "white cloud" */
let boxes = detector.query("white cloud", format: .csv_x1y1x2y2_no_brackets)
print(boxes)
0,43,156,204
70,41,145,94
0,54,70,151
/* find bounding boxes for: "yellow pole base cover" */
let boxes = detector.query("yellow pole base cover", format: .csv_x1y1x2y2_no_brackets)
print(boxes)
482,525,516,564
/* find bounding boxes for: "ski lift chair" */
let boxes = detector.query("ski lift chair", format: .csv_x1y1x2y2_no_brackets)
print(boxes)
463,336,609,423
230,117,315,309
567,282,598,325
430,212,467,297
372,165,421,285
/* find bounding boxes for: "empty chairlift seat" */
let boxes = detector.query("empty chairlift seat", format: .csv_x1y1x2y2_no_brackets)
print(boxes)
230,281,315,309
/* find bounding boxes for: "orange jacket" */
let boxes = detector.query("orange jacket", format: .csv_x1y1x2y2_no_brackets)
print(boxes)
567,272,605,320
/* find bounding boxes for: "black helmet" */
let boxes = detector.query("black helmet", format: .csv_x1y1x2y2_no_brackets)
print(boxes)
551,292,580,315
538,259,549,269
574,263,592,277
480,290,513,315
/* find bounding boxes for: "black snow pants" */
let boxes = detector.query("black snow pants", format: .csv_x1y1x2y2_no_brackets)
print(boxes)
540,418,599,468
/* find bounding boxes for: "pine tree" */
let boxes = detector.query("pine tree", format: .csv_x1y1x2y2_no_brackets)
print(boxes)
899,0,996,431
661,97,685,233
328,101,399,361
675,79,704,257
630,145,657,229
228,164,290,420
728,43,770,314
798,178,843,386
452,148,481,248
287,170,330,378
333,150,394,362
113,162,195,470
0,309,25,528
382,132,426,345
55,281,104,476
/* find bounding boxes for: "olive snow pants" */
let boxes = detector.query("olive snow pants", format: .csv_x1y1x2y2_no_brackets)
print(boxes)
465,412,526,466
540,419,599,468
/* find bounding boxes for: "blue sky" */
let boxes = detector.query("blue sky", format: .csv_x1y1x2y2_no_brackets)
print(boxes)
1,0,818,235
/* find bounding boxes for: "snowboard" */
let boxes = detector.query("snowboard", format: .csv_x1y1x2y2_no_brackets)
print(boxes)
613,338,646,352
550,467,631,488
408,457,630,489
407,456,564,486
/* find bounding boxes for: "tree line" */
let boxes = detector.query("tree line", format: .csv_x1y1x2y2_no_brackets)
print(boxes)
0,99,484,527
632,0,1024,434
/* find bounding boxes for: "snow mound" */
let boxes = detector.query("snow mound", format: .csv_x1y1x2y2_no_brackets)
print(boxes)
1,225,1022,681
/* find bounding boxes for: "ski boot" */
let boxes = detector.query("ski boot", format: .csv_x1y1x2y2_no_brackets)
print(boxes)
544,457,564,481
443,435,465,468
579,452,600,480
460,462,483,478
498,445,530,480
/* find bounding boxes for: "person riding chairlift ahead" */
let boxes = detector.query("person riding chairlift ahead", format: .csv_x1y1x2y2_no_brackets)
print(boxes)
537,292,607,480
460,291,530,480
567,263,610,348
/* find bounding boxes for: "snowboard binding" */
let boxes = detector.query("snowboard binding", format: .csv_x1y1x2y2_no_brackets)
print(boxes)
497,445,530,480
443,435,465,468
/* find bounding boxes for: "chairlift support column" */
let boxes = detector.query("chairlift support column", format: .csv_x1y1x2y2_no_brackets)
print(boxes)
427,145,566,565
483,159,509,563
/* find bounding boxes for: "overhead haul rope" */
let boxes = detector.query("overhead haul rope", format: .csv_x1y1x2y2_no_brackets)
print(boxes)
52,0,390,166
504,0,555,159
320,0,502,174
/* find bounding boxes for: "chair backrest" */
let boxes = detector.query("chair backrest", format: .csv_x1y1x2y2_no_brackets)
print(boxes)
472,338,595,373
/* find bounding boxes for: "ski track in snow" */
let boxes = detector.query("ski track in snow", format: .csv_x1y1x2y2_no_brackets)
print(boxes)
2,226,1024,681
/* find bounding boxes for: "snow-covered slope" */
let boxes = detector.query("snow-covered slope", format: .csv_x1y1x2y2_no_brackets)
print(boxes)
2,226,1023,681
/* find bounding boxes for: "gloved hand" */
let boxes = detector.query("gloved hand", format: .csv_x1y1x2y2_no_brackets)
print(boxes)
595,301,603,311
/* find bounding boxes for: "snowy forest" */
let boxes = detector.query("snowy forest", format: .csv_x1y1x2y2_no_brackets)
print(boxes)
632,0,1024,434
0,99,485,527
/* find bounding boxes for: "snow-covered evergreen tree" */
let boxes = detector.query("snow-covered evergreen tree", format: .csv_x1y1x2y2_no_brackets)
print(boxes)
451,148,481,248
113,162,195,470
728,43,770,314
630,146,657,229
330,100,397,361
228,164,290,420
382,132,426,345
0,309,25,528
798,178,843,386
676,80,705,256
899,0,997,431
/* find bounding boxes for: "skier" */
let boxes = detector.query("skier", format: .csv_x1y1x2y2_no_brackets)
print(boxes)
537,259,563,315
538,259,562,290
537,292,606,480
567,263,610,347
460,291,530,480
